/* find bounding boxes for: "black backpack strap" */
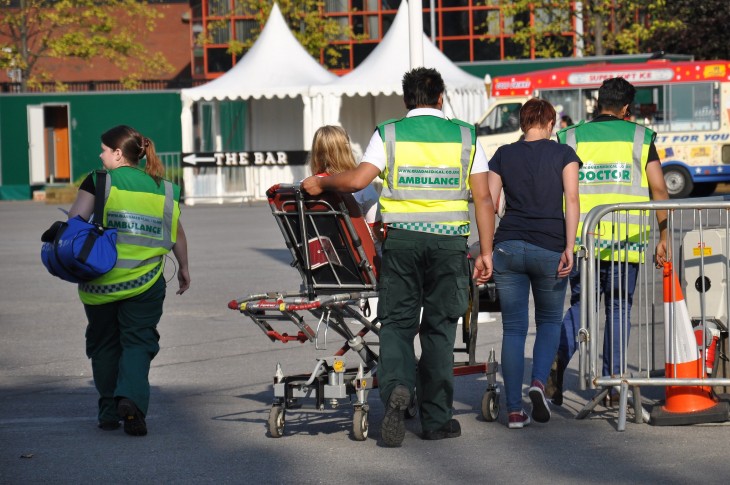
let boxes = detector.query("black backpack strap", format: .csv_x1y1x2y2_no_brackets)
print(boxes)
94,170,107,225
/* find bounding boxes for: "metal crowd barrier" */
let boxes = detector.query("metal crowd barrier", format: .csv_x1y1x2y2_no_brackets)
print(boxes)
576,197,730,431
158,152,183,196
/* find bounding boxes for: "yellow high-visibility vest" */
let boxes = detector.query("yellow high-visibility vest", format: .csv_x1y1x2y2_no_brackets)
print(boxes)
558,119,655,263
79,167,180,304
378,115,475,229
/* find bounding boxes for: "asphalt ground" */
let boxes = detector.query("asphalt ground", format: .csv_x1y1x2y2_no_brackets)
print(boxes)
2,199,730,484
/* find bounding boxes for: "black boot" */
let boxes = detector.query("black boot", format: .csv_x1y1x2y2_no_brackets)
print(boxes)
546,356,566,407
117,398,147,436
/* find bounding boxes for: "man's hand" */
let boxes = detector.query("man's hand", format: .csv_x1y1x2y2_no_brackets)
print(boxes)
655,239,669,268
472,253,492,284
301,176,323,196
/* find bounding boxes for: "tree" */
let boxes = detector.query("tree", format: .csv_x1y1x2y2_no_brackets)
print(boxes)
483,0,683,59
0,0,174,92
645,0,730,60
201,0,355,69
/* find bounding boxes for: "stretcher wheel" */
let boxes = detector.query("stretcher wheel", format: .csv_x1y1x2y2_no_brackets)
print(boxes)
352,408,368,441
268,405,285,438
481,390,499,422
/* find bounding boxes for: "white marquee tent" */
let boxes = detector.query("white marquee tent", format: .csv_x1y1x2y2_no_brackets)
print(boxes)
178,1,488,202
179,3,337,202
180,3,336,154
311,1,488,151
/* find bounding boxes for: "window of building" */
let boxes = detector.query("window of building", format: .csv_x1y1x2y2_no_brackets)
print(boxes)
191,0,578,79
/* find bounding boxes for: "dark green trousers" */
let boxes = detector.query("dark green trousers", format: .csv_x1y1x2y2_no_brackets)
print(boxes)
84,276,165,422
377,229,470,432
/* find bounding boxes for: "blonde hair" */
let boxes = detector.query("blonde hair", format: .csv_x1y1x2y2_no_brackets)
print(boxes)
309,125,357,175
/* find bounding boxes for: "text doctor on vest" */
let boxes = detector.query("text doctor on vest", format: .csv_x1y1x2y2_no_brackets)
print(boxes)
302,67,495,447
549,77,669,406
68,125,190,437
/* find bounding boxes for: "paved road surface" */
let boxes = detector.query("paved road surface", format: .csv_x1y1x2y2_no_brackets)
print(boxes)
2,200,729,484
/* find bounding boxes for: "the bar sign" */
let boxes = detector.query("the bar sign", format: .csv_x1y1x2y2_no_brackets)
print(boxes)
181,151,308,167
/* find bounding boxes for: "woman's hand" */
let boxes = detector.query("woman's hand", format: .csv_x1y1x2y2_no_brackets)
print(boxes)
176,267,191,295
557,249,573,278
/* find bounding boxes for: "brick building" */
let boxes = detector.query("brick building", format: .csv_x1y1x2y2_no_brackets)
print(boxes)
0,0,193,90
2,1,578,89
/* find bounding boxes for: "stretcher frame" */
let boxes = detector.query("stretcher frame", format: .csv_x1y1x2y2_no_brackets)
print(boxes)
228,184,499,440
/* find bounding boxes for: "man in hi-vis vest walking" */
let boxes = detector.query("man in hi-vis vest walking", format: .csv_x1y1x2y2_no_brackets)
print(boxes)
550,77,670,405
302,67,495,446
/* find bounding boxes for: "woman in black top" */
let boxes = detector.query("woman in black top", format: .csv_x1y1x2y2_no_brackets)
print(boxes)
487,98,581,429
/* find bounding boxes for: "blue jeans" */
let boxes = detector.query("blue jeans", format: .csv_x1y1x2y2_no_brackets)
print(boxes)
558,261,638,377
492,240,568,412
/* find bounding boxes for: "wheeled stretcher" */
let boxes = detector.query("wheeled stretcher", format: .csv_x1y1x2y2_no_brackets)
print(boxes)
228,184,500,439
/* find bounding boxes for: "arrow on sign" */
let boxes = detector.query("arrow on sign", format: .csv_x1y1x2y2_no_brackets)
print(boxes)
182,154,216,165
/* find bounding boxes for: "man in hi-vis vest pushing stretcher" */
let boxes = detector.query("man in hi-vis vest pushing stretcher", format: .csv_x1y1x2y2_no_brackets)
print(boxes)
302,67,495,446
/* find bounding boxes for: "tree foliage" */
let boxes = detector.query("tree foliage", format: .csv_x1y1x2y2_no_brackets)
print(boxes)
485,0,684,59
644,0,730,60
201,0,355,68
0,0,174,91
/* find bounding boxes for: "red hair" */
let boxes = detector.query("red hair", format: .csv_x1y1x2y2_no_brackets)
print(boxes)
519,98,557,133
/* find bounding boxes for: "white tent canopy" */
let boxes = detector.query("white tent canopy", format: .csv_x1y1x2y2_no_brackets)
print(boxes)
180,3,336,153
311,1,487,151
177,2,488,203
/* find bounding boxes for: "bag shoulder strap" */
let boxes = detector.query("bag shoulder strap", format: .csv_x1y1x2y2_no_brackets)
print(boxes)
94,170,107,225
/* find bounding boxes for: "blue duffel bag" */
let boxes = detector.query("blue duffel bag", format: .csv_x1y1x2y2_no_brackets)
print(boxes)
41,171,118,283
42,216,118,283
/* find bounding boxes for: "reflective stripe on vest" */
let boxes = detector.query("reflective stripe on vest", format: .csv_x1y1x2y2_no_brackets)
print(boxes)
381,210,470,223
378,117,474,226
113,256,164,269
562,121,653,263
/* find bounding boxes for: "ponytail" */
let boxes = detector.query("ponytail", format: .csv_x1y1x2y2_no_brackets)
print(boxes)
101,125,165,185
141,137,164,185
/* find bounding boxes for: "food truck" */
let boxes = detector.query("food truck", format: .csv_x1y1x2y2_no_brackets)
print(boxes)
476,60,730,197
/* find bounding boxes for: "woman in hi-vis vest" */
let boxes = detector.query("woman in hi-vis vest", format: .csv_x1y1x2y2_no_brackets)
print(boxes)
68,125,190,436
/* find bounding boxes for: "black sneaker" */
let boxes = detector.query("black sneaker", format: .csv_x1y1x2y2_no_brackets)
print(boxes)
421,418,461,440
381,385,410,447
117,398,147,436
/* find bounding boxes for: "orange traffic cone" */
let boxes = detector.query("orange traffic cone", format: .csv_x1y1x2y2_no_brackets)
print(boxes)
651,262,728,425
